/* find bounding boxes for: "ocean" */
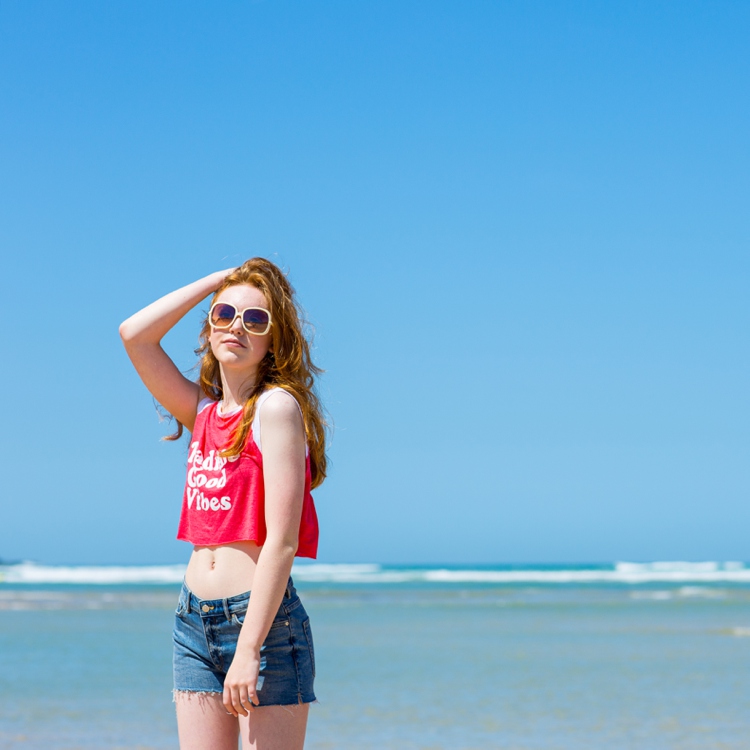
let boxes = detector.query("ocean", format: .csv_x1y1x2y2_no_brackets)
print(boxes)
2,561,750,749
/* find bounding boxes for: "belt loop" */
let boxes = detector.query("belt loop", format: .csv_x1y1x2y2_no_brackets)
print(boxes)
285,578,292,599
184,585,192,615
223,598,231,621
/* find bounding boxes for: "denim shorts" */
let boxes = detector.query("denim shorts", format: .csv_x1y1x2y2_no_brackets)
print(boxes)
173,578,316,705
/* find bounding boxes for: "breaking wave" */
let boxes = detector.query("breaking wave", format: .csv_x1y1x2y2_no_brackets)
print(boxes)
1,560,750,585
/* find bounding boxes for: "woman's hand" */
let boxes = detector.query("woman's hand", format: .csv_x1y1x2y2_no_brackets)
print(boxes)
212,267,238,289
223,647,262,717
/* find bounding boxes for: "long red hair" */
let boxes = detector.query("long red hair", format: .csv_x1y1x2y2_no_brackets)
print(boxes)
169,258,327,489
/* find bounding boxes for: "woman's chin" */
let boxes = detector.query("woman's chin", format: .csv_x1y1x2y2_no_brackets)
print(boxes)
217,354,261,372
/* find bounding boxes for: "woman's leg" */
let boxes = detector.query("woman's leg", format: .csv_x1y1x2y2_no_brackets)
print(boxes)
239,703,310,750
175,691,239,750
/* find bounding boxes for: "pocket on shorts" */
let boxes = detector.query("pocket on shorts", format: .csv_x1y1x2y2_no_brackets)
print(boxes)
266,614,291,635
232,609,288,629
302,618,316,678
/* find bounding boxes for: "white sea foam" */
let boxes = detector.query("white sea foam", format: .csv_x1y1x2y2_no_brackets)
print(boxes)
1,561,750,586
294,561,750,585
291,564,419,584
0,562,187,585
630,590,674,600
611,562,750,583
677,586,726,599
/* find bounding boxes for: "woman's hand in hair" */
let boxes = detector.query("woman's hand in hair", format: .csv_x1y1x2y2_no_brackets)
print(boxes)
212,267,238,288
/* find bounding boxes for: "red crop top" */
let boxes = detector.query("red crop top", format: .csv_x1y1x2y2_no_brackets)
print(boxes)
176,388,319,558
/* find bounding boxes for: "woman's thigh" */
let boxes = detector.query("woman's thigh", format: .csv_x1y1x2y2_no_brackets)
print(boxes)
175,691,239,750
240,703,310,750
175,693,309,750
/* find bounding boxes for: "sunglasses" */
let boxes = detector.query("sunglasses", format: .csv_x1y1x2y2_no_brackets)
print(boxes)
208,302,272,336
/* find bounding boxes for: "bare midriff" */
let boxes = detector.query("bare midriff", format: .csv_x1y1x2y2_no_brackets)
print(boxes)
184,541,262,600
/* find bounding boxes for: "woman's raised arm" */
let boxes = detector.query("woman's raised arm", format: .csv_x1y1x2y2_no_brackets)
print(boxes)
119,269,234,432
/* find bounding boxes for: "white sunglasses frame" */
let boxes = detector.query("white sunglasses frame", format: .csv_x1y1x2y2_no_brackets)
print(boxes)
208,302,272,336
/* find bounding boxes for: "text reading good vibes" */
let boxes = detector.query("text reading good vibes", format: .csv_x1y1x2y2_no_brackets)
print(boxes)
186,442,237,511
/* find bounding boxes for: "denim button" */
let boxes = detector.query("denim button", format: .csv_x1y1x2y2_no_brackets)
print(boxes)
201,604,210,612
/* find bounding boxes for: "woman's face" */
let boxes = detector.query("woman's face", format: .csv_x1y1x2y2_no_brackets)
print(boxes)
209,283,272,373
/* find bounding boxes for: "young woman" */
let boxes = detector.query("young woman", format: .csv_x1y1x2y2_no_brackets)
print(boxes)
120,258,325,750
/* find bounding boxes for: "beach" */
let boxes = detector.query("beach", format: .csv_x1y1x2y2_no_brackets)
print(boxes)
2,563,750,749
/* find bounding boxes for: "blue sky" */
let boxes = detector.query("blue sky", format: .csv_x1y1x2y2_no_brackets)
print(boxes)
1,1,748,565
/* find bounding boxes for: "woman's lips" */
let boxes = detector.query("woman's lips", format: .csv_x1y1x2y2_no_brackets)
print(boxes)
222,338,245,348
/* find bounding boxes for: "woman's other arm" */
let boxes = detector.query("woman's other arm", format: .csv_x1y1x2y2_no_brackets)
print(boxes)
119,269,233,432
222,392,307,716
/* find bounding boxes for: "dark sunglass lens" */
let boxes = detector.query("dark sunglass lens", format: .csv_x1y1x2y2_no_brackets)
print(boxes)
210,303,237,327
243,308,270,332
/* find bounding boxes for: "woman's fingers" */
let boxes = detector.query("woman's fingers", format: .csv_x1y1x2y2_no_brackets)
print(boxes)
245,686,260,707
240,687,258,711
222,686,237,717
233,685,250,717
223,685,246,717
222,655,261,716
223,682,258,717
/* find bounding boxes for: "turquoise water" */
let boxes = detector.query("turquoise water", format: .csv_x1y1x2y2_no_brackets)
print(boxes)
2,564,750,749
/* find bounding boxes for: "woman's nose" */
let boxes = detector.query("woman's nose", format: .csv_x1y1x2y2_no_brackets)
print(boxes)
229,314,244,333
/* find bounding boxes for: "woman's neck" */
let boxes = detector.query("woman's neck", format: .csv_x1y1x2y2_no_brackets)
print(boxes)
219,368,258,411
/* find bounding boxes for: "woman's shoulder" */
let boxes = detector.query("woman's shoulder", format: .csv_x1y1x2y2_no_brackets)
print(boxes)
252,388,306,451
257,387,301,411
197,396,218,415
